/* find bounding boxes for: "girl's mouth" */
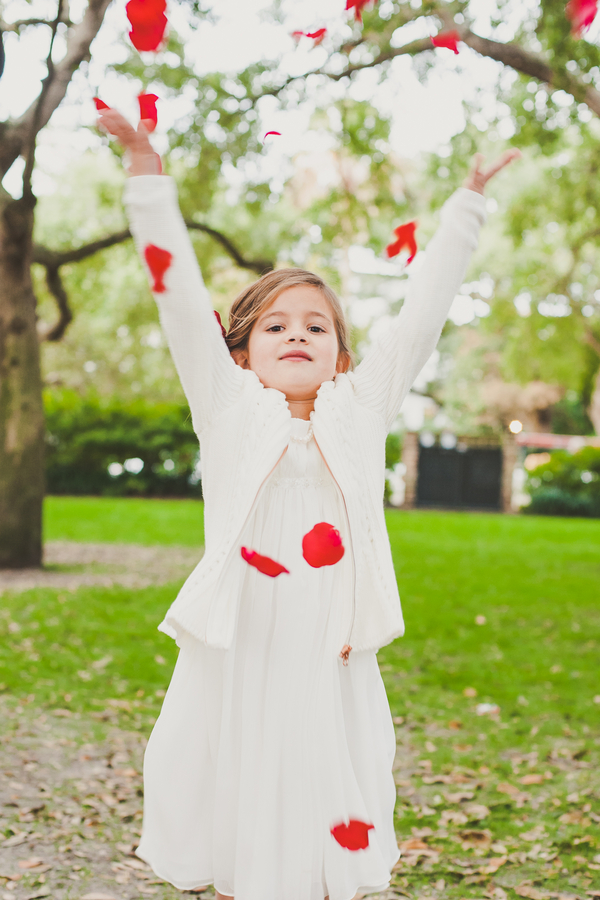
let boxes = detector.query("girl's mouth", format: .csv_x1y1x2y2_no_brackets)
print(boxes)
280,352,312,361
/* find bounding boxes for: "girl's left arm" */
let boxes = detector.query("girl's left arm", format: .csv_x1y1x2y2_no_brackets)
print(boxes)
350,150,520,431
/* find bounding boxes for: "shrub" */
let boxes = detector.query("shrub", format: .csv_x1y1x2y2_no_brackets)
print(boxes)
524,446,600,518
44,390,201,497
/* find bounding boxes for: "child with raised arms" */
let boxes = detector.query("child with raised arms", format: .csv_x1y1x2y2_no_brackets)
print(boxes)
97,107,518,900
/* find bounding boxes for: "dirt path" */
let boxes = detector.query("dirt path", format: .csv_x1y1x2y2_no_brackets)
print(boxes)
0,544,202,594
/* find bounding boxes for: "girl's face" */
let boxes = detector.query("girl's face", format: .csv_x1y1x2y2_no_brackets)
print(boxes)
232,286,345,401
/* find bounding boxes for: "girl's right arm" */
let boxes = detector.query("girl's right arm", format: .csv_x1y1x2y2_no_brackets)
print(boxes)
100,109,245,433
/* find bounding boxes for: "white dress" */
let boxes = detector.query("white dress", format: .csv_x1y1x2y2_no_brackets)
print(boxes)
137,418,399,900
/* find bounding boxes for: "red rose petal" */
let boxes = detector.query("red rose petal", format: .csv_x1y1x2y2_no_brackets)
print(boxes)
291,30,305,41
302,522,345,568
93,97,110,110
214,310,227,340
144,243,172,293
241,547,290,577
126,0,167,52
431,29,461,54
385,220,418,264
263,131,281,140
129,22,167,52
306,27,327,44
566,0,598,37
138,92,159,131
331,820,374,851
344,0,375,24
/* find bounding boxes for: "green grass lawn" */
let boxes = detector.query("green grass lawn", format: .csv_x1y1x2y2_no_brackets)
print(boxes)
2,499,599,898
44,495,205,546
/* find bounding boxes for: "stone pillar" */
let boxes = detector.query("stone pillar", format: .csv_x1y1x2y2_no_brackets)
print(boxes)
501,433,518,513
402,432,419,509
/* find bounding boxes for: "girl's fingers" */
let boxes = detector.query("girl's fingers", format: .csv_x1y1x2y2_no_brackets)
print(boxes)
481,148,522,183
468,152,485,181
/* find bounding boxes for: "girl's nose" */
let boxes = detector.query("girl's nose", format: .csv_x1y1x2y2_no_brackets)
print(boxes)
287,335,307,343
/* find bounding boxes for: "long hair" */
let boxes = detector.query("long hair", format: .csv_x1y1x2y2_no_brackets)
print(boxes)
225,268,353,372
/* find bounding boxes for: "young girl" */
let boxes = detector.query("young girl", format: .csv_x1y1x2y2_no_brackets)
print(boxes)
98,108,517,900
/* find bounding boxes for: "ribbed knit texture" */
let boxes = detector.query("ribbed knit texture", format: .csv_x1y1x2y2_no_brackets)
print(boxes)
123,177,486,653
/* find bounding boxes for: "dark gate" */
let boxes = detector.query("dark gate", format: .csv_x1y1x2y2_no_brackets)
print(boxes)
416,446,502,510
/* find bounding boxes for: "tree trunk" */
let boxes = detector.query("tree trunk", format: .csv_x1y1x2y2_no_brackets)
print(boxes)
588,362,600,437
0,186,45,567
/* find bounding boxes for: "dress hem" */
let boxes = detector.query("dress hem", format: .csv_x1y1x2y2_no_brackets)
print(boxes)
137,846,400,900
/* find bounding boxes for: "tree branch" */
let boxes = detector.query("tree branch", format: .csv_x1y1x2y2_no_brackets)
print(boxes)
0,14,72,33
21,0,64,199
39,266,72,341
0,0,113,180
34,219,274,341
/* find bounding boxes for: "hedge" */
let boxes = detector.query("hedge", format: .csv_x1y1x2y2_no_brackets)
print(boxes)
44,390,201,497
525,446,600,518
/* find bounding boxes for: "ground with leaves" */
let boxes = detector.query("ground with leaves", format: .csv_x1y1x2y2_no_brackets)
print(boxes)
0,500,599,900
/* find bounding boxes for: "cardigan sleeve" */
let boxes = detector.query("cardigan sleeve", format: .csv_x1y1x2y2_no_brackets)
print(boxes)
348,188,487,431
123,175,246,433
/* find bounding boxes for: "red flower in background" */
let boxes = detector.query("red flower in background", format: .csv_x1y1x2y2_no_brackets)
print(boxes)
126,0,167,51
345,0,376,23
93,97,110,110
144,243,172,293
138,93,159,131
214,310,227,340
302,523,345,568
431,29,461,54
331,820,374,851
385,221,418,264
566,0,598,37
241,547,290,577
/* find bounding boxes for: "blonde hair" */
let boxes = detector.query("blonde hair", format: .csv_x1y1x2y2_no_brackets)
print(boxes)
225,268,353,372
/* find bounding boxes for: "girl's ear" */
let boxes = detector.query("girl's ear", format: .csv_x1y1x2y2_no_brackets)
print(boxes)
231,348,251,369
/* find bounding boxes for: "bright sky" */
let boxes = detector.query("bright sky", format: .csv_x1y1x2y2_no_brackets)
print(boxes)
0,0,522,198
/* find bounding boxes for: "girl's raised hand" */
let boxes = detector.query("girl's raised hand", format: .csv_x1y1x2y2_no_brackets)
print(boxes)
463,148,521,195
96,107,162,176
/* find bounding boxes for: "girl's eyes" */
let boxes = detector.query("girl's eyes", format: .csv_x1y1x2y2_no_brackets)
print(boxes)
266,325,326,333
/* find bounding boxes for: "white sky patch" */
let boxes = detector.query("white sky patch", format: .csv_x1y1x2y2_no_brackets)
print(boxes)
0,0,519,199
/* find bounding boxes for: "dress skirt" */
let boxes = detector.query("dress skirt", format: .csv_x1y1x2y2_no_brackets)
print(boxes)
137,418,399,900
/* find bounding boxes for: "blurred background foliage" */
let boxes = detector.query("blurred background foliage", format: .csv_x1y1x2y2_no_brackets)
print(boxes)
29,0,600,499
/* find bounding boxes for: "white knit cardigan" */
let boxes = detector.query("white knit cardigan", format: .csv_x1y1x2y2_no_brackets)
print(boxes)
124,176,486,655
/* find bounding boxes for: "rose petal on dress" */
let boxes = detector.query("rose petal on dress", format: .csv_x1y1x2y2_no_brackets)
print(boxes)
241,547,290,577
385,220,418,264
138,93,159,131
144,244,172,293
566,0,598,37
431,29,461,53
93,97,110,110
302,522,345,568
331,819,374,850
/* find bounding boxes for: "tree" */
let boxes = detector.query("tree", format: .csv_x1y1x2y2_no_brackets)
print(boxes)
4,0,600,567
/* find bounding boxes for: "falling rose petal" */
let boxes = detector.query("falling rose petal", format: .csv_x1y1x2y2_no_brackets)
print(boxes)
291,30,305,41
385,220,418,264
302,522,345,568
345,0,374,24
138,93,159,131
566,0,598,37
241,547,290,577
144,244,172,293
93,97,110,110
129,21,167,52
331,820,374,851
126,0,168,52
431,29,461,54
214,310,227,340
306,27,327,44
263,131,281,140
